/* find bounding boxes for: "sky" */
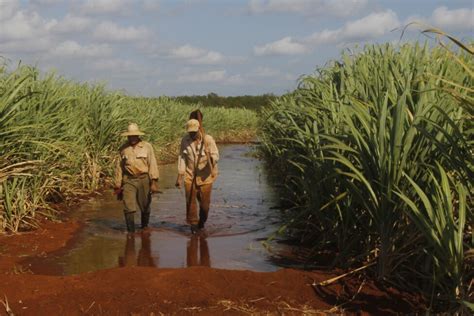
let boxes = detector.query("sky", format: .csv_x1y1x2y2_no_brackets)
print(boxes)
0,0,472,96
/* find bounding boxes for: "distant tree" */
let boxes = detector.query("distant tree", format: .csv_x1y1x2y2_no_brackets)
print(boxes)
171,93,276,111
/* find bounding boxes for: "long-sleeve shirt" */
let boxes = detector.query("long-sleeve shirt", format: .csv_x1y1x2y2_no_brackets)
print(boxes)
178,134,219,185
114,141,159,188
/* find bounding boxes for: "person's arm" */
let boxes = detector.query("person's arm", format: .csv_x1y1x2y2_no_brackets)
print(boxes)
205,135,219,165
176,138,186,188
147,143,160,192
113,152,123,198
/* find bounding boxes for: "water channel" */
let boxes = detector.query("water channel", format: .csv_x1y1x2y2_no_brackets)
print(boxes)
26,145,289,275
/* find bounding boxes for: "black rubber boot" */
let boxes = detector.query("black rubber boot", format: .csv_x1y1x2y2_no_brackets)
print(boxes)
141,212,150,229
190,224,199,234
198,208,207,229
124,212,135,233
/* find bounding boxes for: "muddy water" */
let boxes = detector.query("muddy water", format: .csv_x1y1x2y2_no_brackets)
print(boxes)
27,145,285,275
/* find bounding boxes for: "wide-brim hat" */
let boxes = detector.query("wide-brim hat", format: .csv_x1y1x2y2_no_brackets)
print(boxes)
121,123,145,136
186,119,200,132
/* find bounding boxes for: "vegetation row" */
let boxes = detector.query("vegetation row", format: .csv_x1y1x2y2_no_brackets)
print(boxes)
0,64,258,233
259,42,473,312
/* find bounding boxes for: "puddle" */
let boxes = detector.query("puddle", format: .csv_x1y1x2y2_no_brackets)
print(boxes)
25,145,287,275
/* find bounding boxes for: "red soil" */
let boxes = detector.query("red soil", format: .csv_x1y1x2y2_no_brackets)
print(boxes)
0,220,423,315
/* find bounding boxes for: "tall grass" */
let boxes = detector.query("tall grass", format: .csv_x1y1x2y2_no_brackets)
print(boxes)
260,42,472,311
0,64,257,233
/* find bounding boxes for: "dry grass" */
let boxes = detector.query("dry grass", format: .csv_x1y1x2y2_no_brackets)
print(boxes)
1,295,14,316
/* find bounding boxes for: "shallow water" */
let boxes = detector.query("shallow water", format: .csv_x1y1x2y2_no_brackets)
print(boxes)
27,145,287,275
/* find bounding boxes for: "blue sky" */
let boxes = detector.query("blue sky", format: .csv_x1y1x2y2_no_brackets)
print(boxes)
0,0,472,96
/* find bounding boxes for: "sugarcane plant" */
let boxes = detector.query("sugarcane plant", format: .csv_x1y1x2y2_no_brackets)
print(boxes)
260,38,473,312
0,63,258,233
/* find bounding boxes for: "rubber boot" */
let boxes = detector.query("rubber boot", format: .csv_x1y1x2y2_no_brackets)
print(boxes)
141,212,150,229
198,208,207,229
190,224,199,234
124,212,135,233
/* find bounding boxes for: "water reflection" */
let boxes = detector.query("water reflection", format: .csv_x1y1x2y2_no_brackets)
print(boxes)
118,231,211,268
118,232,158,267
186,234,210,267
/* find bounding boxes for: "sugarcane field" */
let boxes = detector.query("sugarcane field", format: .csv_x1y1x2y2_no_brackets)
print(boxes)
0,1,473,315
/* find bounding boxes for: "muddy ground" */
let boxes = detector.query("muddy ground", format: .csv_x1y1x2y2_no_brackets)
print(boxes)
0,145,425,314
0,219,424,315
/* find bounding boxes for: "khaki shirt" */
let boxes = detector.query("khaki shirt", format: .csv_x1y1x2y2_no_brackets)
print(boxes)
178,134,219,185
114,141,159,188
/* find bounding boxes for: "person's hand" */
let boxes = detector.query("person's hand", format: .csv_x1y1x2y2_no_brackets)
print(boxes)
150,179,160,193
175,175,183,189
113,187,123,200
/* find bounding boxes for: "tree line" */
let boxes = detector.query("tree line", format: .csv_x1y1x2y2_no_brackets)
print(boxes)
172,93,277,111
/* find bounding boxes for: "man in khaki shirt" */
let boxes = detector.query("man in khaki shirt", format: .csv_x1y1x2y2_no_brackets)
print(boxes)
175,119,219,233
114,123,159,232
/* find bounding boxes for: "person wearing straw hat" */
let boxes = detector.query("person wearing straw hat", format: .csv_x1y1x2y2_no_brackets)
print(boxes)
175,118,219,234
114,123,160,232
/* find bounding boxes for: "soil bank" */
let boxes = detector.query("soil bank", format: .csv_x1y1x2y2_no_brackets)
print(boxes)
0,219,423,315
0,145,424,314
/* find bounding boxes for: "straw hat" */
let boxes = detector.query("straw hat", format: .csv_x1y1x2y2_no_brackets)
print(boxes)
186,119,200,132
121,123,145,136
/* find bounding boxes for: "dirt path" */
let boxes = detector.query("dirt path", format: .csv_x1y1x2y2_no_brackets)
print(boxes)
0,219,422,315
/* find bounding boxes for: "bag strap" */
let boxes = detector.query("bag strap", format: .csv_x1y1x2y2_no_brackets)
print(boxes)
202,134,216,168
187,134,206,208
193,134,205,171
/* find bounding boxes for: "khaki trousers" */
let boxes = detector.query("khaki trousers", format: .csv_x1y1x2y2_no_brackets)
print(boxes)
122,174,150,215
184,181,212,225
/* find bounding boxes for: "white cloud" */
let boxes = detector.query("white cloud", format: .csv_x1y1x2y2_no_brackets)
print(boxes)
404,7,473,34
430,6,473,31
176,69,244,85
314,10,400,43
344,10,400,39
252,66,280,77
170,44,205,59
0,5,100,57
142,0,161,11
80,0,133,15
177,70,227,83
50,40,113,58
0,38,53,53
50,14,93,33
255,10,400,56
29,0,63,6
93,21,151,42
90,58,135,71
226,74,244,85
0,10,54,41
248,0,368,17
0,0,20,20
0,7,58,53
169,44,227,64
191,51,226,64
254,36,309,56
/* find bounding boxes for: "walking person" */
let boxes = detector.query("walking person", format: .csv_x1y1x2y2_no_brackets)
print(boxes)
114,123,160,232
175,117,219,234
